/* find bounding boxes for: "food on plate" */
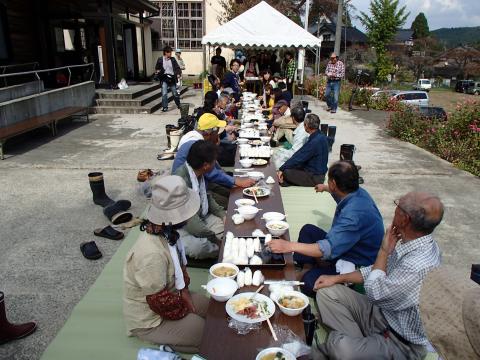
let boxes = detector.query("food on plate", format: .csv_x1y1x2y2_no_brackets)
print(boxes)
252,159,268,166
260,352,288,360
230,297,270,319
278,295,305,309
249,139,263,146
244,187,270,197
212,266,237,277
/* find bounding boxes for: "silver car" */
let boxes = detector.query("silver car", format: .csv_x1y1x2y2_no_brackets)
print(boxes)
391,91,429,107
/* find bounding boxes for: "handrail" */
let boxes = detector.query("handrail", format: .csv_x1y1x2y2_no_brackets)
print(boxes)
0,62,39,73
0,63,95,87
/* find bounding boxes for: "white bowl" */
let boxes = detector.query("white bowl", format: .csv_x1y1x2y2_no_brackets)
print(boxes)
275,290,309,316
262,212,286,222
255,347,296,360
237,138,249,144
241,122,254,128
247,171,264,181
206,277,238,302
237,205,260,220
209,262,240,280
265,220,289,236
240,158,254,168
235,198,255,207
260,136,271,143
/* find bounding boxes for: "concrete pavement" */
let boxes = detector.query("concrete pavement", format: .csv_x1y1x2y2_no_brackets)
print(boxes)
0,90,478,360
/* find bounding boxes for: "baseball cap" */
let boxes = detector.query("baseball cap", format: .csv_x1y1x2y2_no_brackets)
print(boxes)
197,113,226,131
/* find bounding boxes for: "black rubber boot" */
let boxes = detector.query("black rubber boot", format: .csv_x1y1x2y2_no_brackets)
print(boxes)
103,200,133,225
320,124,329,136
340,144,355,161
0,292,37,345
88,172,115,208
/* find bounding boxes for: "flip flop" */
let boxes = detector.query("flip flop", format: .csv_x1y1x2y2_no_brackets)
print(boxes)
94,226,124,240
80,241,102,260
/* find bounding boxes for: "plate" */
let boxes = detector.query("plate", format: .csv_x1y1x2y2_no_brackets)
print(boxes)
252,159,268,166
243,187,270,198
248,140,263,146
226,292,275,324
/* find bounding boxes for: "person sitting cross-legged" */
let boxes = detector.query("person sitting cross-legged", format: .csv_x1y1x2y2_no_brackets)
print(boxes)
312,191,444,360
276,114,328,187
269,161,384,297
174,140,225,259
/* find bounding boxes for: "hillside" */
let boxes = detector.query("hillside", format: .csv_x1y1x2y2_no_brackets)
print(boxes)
432,27,480,48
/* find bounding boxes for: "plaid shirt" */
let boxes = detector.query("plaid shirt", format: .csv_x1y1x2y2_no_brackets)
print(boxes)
360,234,441,345
285,59,296,81
325,60,345,79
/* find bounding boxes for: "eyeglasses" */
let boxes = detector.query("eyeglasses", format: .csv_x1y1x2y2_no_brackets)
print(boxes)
394,199,410,217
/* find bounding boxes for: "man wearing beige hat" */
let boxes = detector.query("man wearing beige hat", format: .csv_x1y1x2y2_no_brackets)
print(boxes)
123,175,208,353
324,52,345,114
313,192,444,360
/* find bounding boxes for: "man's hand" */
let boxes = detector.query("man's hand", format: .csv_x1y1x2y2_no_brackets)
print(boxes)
314,184,329,193
313,275,339,290
277,171,284,184
181,266,191,287
180,288,197,314
381,226,401,255
235,178,256,188
268,239,292,253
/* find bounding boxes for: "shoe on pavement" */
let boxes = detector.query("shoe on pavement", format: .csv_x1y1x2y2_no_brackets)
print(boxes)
162,108,168,112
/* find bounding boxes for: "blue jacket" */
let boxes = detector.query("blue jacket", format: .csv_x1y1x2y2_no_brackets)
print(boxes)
171,140,235,188
279,130,328,175
317,188,384,266
223,71,241,94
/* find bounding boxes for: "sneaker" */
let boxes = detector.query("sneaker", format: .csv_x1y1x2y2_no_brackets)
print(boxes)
162,108,168,112
330,110,336,114
326,107,332,112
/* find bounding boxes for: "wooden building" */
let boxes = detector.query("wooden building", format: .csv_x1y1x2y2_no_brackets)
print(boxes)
0,0,158,86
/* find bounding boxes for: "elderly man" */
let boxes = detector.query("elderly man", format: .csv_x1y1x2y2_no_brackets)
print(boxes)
270,161,384,296
172,113,255,208
271,105,305,147
312,192,444,360
325,52,345,114
276,114,329,187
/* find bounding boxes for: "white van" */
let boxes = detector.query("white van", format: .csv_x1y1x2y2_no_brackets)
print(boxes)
392,91,429,107
413,79,432,92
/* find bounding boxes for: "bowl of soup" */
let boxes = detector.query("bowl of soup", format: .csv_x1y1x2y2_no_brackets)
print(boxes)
265,220,289,236
255,347,296,360
209,263,239,280
275,290,309,316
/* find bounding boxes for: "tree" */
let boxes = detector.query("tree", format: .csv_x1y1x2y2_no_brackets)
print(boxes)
411,13,430,39
442,46,480,78
359,0,409,82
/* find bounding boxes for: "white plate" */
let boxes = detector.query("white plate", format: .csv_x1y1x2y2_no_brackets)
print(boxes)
226,292,275,324
243,187,271,198
252,159,268,166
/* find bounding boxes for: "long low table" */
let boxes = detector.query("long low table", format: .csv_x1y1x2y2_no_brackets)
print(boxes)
199,151,306,360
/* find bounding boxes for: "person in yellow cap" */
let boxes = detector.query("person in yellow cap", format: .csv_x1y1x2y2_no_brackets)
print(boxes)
171,113,255,208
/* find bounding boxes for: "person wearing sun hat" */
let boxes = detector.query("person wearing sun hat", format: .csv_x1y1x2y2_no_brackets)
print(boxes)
172,112,255,208
123,175,209,353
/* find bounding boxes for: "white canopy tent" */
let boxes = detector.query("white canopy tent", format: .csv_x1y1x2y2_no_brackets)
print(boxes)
201,1,322,85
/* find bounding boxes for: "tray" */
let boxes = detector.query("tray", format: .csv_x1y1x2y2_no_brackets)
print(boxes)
220,236,286,268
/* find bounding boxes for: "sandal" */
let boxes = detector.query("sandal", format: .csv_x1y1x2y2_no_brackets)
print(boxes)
94,226,124,240
80,241,102,260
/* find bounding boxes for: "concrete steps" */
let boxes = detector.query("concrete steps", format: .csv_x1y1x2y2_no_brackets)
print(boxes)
93,83,189,114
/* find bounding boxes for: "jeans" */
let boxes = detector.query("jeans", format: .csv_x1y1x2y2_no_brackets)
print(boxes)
325,80,341,111
162,81,180,110
283,169,325,187
293,224,338,297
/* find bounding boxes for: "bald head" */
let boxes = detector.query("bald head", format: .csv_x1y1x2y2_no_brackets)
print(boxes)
400,192,444,235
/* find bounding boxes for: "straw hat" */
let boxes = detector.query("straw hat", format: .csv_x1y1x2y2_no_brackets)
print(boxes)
146,175,200,225
420,265,480,360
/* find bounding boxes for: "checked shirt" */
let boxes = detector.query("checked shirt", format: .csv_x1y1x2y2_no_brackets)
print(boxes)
325,60,345,79
285,59,296,81
359,234,441,345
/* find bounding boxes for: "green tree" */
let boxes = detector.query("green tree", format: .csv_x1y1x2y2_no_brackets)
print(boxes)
359,0,409,82
411,12,430,39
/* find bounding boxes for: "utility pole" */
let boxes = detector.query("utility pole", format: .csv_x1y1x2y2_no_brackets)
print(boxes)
173,0,178,50
334,0,343,55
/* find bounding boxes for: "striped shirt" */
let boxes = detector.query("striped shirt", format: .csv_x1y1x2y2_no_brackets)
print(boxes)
360,234,441,345
325,60,345,79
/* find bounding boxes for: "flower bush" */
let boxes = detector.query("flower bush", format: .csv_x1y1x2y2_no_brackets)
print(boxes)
387,100,480,176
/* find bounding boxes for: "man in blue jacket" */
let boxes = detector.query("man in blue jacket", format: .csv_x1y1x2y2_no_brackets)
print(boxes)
277,113,328,187
172,113,255,208
269,160,384,297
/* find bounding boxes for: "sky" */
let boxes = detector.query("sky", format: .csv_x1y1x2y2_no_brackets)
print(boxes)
351,0,480,31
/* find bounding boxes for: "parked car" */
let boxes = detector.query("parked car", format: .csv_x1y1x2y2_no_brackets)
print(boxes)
391,91,429,107
371,89,400,99
418,106,448,121
466,82,480,95
455,80,475,93
413,79,432,92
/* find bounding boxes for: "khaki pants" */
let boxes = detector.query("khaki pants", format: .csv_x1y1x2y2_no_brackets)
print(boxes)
178,214,223,259
314,285,427,360
132,292,209,354
207,182,230,209
274,128,294,144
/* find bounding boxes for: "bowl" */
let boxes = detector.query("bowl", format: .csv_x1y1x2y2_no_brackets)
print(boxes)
247,171,264,181
239,158,254,168
260,136,271,143
209,262,240,280
265,220,289,236
255,347,296,360
235,198,255,207
262,212,286,222
241,122,254,128
275,290,309,316
237,205,260,220
237,138,249,145
205,277,238,302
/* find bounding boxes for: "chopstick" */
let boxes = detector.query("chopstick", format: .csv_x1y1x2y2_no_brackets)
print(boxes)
249,285,264,300
262,307,278,341
252,189,258,204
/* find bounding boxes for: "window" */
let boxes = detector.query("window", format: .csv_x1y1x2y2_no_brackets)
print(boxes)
151,1,203,51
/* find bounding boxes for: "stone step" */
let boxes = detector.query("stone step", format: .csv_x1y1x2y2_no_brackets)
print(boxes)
96,83,161,100
95,88,163,107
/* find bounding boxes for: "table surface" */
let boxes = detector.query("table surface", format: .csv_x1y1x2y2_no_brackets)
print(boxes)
198,151,306,360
